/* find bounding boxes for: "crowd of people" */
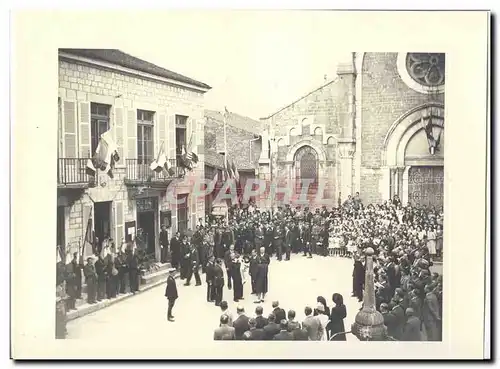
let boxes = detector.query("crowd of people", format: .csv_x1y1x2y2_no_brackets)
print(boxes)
213,296,347,341
164,195,443,341
56,192,444,341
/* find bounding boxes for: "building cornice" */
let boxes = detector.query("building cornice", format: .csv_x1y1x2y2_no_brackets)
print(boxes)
59,52,211,94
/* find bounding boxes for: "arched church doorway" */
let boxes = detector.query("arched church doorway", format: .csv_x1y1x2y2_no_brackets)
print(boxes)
294,145,318,195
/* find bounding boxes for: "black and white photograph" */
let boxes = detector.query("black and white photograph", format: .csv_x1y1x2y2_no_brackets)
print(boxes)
11,9,489,360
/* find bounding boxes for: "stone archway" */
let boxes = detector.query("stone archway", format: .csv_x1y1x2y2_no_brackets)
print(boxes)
382,103,444,206
294,145,319,192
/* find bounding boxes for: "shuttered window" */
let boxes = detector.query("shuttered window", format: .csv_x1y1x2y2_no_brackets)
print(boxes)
137,110,155,165
62,100,77,158
114,107,124,160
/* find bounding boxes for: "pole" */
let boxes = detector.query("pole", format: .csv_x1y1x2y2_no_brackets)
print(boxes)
223,107,229,225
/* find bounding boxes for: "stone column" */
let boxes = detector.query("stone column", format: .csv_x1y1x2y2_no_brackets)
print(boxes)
351,247,387,341
338,139,355,199
402,166,411,205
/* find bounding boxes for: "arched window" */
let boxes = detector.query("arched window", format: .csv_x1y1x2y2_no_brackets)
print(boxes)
294,145,319,193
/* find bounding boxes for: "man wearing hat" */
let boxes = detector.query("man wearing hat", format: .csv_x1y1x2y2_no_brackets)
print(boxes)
164,268,178,322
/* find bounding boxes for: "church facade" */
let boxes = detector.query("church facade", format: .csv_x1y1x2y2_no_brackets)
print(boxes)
258,52,445,209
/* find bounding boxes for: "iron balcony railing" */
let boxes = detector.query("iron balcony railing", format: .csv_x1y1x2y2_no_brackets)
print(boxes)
125,158,181,183
57,158,92,186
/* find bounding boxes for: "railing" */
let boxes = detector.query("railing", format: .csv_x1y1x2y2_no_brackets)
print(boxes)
57,158,92,186
125,158,181,183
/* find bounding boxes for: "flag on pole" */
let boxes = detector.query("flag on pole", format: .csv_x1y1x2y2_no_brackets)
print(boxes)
209,171,218,189
56,245,63,263
150,142,168,173
232,160,239,182
86,128,120,177
227,157,235,179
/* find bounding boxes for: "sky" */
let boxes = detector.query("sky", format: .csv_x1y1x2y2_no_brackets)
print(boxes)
122,11,352,120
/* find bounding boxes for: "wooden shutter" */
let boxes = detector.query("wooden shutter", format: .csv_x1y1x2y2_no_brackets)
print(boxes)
78,102,91,158
114,107,124,161
159,113,167,149
114,201,124,248
58,98,63,156
62,100,77,158
154,112,159,158
127,109,137,159
187,117,194,150
168,115,176,161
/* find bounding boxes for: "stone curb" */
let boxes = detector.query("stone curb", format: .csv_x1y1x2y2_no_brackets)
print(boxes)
67,272,180,322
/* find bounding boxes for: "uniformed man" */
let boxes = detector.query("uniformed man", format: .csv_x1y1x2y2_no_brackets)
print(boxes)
272,222,284,261
213,258,225,306
159,225,169,263
205,255,215,302
254,223,265,252
180,235,191,280
185,244,202,286
94,254,107,301
301,222,313,258
165,268,178,322
83,257,97,304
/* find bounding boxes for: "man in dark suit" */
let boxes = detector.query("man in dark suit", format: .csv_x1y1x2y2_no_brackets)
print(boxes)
273,320,294,340
170,232,181,269
402,308,422,341
243,318,266,340
301,223,312,258
212,259,225,306
185,244,202,286
272,223,284,261
284,225,293,261
286,310,301,332
272,301,286,323
380,303,398,339
205,255,215,302
263,313,280,340
159,225,169,263
224,244,235,290
254,306,268,329
213,314,235,340
292,323,310,341
164,268,178,322
232,305,250,340
249,249,258,295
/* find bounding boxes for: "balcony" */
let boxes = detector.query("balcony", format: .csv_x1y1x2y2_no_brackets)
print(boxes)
57,158,94,189
124,159,182,188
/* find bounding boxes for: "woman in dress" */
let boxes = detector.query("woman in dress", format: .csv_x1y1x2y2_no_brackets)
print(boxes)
316,296,331,339
330,293,347,341
315,303,330,341
436,224,443,259
328,227,335,256
426,226,437,257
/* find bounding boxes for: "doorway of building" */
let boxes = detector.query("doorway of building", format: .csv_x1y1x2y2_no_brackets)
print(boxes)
136,197,157,257
294,145,319,197
94,201,112,254
177,194,189,235
408,166,444,208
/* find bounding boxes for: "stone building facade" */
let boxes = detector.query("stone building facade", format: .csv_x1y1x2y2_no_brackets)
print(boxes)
57,49,210,262
259,52,445,209
204,110,261,212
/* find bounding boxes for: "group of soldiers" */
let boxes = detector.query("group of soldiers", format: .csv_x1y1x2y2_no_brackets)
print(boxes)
55,244,143,339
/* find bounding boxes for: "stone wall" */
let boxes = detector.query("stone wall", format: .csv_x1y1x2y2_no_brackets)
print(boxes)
359,52,445,204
